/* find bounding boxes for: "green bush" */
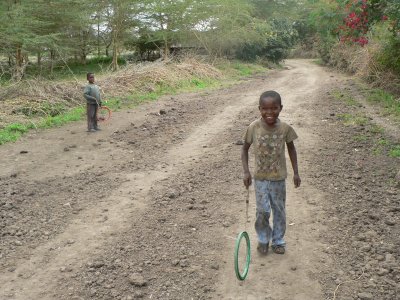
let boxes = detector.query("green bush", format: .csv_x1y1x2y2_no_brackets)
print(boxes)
235,19,298,63
376,36,400,75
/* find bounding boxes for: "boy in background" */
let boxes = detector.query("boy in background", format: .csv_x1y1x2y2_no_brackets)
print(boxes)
83,72,101,132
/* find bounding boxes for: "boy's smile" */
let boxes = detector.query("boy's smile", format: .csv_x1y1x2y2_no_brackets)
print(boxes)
259,96,283,127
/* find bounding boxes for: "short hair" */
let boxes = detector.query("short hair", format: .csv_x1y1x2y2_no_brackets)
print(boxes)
259,90,282,106
86,72,94,80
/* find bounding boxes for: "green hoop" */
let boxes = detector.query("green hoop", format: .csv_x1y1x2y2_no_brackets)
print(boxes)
234,231,251,281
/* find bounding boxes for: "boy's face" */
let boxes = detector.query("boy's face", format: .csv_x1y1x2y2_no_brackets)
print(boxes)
259,96,282,126
88,74,95,84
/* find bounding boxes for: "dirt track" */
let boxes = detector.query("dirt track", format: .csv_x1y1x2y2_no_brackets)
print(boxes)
0,60,399,300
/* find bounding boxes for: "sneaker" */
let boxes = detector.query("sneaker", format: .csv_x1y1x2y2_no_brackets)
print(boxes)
271,245,285,254
87,128,96,132
95,127,101,131
257,243,269,255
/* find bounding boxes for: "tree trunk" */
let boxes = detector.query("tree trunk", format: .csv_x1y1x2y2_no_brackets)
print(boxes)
50,49,56,74
97,17,101,57
13,45,24,80
111,31,119,71
80,49,87,65
163,40,169,60
37,52,41,66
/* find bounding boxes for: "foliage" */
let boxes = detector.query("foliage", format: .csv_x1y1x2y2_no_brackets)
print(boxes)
389,145,400,158
375,36,400,75
235,19,298,63
336,0,400,46
304,0,343,63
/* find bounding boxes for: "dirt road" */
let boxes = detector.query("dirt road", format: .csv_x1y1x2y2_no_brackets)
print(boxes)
1,60,398,300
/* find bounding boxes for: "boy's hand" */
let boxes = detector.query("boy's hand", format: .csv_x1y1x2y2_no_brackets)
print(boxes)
293,174,301,188
243,171,252,189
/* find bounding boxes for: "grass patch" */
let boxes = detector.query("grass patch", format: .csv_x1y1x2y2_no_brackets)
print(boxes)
369,124,384,134
367,89,400,118
337,113,368,126
39,107,84,128
389,145,400,158
372,139,400,158
312,59,324,66
234,63,253,76
216,60,265,78
0,123,32,144
121,77,220,108
0,107,85,145
353,134,368,142
332,90,359,106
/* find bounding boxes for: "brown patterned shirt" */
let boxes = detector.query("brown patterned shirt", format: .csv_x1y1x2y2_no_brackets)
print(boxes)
244,118,298,181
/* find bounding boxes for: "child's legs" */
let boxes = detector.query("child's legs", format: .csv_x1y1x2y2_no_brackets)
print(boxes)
270,180,286,247
86,104,91,129
254,180,272,244
94,105,98,129
87,104,96,130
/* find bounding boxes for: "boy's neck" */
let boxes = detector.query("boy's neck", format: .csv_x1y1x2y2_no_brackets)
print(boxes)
261,117,280,128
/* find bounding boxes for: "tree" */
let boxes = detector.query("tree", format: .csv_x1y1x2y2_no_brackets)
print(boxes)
190,0,257,57
106,0,140,71
140,0,199,59
0,0,92,79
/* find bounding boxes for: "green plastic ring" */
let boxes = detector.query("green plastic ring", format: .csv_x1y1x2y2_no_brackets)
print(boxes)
234,231,251,281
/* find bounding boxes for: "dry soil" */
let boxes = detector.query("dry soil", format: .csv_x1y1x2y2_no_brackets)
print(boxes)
0,59,399,300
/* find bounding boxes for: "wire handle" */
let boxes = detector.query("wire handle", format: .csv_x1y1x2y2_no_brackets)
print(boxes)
245,188,249,229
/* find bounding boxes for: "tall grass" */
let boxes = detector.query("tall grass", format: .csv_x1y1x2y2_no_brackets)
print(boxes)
367,89,400,117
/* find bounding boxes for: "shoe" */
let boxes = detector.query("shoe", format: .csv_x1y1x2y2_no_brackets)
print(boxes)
95,127,101,131
257,243,269,255
87,128,96,132
271,245,285,254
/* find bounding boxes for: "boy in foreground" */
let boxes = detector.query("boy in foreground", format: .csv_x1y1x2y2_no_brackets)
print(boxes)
241,90,301,255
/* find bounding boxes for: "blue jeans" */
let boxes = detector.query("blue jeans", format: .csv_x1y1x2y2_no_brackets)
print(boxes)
254,180,286,246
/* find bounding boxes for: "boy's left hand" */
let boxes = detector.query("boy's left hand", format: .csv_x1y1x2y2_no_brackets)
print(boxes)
293,174,301,188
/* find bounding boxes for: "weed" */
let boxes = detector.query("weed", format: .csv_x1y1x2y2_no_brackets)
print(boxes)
389,145,400,158
377,139,389,146
337,113,368,126
353,134,368,142
191,78,206,88
0,123,30,144
332,90,359,106
367,89,400,117
234,63,253,76
216,61,265,78
369,124,384,134
372,140,400,158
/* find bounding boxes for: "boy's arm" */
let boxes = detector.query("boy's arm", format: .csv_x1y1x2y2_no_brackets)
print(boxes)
286,141,301,188
241,142,252,189
83,86,96,102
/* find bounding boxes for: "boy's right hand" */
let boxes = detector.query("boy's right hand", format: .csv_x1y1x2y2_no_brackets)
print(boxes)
243,172,252,189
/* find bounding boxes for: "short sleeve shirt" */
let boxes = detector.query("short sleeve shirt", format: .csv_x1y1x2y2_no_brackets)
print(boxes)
244,118,298,181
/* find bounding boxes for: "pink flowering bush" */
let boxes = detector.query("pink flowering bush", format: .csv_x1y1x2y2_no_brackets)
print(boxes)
337,0,391,46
